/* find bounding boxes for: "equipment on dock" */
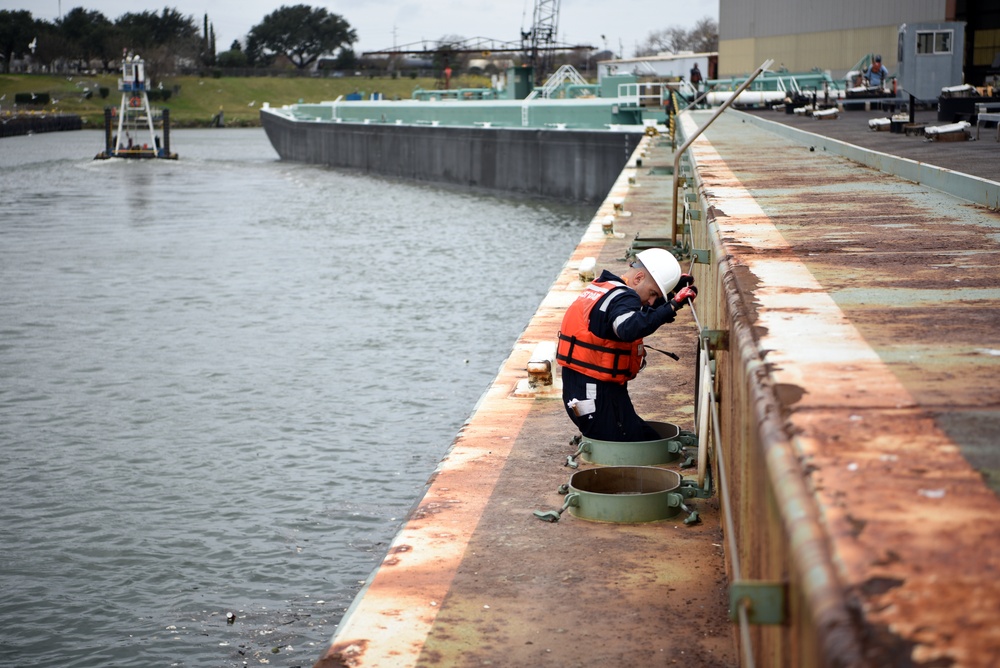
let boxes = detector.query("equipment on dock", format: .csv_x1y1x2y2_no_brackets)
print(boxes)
534,466,706,524
94,52,177,160
702,69,843,109
565,421,697,468
976,102,1000,141
924,120,971,141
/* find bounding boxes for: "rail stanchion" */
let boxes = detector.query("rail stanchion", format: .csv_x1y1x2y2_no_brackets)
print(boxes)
670,58,774,245
687,295,757,668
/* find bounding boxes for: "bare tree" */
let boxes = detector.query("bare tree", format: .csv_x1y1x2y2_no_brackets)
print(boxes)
636,27,688,56
688,17,719,53
116,8,200,79
634,18,717,57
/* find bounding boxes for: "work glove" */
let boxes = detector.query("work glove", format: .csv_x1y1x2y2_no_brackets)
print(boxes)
665,275,694,302
670,286,697,311
675,273,695,289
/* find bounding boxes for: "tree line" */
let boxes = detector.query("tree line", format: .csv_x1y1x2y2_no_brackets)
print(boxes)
0,4,358,77
1,3,716,79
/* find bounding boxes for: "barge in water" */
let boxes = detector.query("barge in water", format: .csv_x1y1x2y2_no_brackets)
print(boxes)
260,65,674,203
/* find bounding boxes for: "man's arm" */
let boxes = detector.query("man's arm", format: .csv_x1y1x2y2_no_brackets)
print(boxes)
594,291,681,342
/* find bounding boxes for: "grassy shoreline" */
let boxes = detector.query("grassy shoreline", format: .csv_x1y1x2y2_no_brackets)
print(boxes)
0,73,489,128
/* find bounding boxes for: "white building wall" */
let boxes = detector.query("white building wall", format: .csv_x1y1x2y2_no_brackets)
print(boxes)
596,53,712,82
721,0,947,39
718,0,950,75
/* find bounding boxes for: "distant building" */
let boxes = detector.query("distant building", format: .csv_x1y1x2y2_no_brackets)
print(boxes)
718,0,999,86
596,52,718,83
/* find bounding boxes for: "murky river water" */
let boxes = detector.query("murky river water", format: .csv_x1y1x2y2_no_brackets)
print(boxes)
0,129,590,667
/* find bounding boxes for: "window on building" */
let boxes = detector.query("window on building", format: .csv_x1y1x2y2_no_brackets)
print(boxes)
935,31,952,53
916,30,953,55
972,28,1000,67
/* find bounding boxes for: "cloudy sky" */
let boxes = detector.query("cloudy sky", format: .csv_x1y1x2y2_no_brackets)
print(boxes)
7,0,718,58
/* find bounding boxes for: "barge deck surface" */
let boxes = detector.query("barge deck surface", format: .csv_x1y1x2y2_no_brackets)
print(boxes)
683,108,1000,667
315,136,737,668
315,107,1000,667
744,107,1000,183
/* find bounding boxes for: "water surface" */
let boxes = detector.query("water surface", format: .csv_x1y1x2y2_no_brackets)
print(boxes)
0,128,590,666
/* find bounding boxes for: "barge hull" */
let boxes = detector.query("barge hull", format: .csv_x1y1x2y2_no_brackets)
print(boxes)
260,110,642,204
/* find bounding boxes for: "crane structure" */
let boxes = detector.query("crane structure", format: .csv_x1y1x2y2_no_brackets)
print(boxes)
363,0,588,86
522,0,561,84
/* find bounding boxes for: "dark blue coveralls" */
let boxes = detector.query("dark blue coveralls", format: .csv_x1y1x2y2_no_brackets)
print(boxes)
560,269,684,442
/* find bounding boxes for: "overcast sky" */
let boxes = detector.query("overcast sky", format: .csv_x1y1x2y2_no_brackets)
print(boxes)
7,0,719,58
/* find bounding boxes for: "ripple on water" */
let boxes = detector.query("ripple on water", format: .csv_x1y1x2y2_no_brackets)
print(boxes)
0,128,590,667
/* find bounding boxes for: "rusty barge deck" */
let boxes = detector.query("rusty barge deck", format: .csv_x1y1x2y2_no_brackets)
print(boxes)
314,137,736,667
680,108,1000,667
315,107,1000,668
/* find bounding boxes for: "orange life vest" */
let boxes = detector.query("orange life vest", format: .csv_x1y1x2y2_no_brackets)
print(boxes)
557,280,643,384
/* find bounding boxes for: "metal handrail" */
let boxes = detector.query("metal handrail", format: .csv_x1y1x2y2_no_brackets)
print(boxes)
670,59,774,244
688,296,756,668
533,64,589,99
679,89,711,113
617,82,668,108
676,110,865,661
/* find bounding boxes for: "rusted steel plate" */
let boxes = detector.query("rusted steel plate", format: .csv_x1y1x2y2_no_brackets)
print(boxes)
315,140,736,668
688,110,1000,666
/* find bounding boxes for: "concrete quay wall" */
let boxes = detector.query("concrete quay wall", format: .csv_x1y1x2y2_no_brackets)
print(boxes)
0,113,82,138
260,111,643,204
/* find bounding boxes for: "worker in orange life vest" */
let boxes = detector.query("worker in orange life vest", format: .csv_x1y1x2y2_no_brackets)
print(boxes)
557,248,697,442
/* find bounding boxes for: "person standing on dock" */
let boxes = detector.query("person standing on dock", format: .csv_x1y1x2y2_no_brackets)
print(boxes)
864,55,889,90
690,63,703,92
557,248,697,442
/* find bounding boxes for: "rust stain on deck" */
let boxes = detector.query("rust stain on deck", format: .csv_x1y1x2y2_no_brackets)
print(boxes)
316,112,1000,668
690,110,1000,666
313,142,736,668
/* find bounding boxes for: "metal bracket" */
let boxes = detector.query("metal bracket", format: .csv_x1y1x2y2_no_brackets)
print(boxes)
678,479,712,499
700,328,729,350
690,248,711,264
626,240,689,262
729,581,787,625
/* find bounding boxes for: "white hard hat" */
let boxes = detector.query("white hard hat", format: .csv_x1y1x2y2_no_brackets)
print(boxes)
636,248,682,297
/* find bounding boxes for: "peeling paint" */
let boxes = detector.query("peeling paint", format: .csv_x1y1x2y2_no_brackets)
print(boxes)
312,136,736,668
687,108,1000,666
